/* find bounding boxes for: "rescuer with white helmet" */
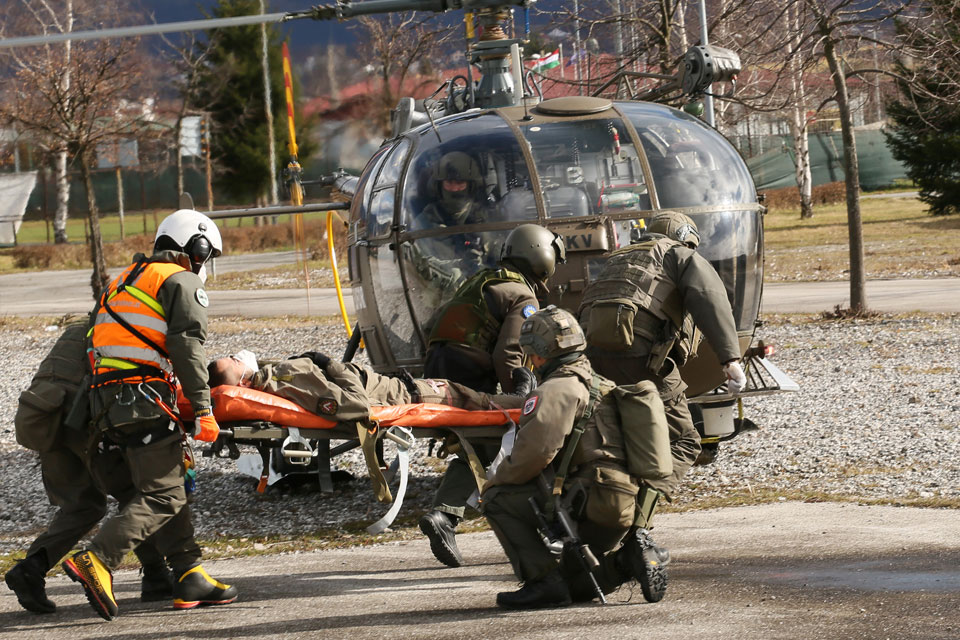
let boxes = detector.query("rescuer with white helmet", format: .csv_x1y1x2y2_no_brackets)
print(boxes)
61,209,236,620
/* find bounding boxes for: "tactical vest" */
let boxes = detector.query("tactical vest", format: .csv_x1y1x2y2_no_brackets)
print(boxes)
90,258,186,377
579,237,700,364
427,267,529,351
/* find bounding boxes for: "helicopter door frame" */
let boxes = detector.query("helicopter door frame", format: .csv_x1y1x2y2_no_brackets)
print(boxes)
496,111,548,221
389,133,430,355
610,104,661,211
350,146,398,369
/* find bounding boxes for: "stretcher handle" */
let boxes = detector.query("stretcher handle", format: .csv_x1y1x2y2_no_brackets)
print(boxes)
342,322,362,363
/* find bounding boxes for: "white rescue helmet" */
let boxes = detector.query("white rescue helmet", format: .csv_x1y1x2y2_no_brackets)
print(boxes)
154,209,223,274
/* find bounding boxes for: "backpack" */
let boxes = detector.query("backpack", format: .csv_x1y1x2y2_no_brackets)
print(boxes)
610,381,672,481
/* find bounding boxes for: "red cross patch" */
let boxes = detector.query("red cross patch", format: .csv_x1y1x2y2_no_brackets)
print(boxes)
318,399,338,415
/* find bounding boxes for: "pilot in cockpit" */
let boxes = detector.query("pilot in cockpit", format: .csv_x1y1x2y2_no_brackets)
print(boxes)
414,151,489,231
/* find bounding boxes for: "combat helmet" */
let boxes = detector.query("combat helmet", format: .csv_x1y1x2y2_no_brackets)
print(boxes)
500,224,567,281
519,305,586,360
646,211,700,249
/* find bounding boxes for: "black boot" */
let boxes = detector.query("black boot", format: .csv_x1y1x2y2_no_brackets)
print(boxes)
496,569,572,610
141,562,175,602
418,511,463,568
616,528,669,603
5,553,56,614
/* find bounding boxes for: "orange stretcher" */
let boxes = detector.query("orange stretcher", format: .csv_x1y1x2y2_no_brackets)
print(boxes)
178,385,521,534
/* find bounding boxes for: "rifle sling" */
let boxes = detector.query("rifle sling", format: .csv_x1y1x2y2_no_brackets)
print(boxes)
546,373,602,518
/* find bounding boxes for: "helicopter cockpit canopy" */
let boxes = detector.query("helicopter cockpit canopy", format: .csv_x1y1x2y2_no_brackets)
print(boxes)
348,98,762,380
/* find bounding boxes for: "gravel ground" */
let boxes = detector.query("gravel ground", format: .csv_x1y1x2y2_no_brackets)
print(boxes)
1,313,958,556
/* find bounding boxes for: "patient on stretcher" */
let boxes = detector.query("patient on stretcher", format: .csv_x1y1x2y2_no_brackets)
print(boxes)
207,352,530,422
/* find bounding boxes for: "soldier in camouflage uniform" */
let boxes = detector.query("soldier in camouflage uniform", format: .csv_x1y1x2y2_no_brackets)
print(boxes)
4,318,174,614
481,306,668,609
578,211,746,550
419,224,566,567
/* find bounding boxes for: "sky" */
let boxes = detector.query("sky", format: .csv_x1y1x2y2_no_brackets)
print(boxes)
145,0,557,59
146,0,355,54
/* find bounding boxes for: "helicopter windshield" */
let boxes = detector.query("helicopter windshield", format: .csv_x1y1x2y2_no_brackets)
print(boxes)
618,102,756,208
520,117,648,218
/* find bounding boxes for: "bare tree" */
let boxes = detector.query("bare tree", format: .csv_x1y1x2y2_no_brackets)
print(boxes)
0,1,150,297
159,29,227,199
351,12,454,133
0,0,78,243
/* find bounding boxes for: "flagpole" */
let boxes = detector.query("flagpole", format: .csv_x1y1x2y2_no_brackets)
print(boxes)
573,0,583,91
559,42,565,80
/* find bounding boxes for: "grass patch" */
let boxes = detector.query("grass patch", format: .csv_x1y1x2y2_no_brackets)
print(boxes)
2,211,347,274
763,197,960,281
205,315,343,332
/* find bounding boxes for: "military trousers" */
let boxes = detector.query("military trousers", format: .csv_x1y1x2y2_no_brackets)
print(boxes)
432,444,498,519
482,481,629,591
88,429,200,573
25,426,169,572
585,353,700,502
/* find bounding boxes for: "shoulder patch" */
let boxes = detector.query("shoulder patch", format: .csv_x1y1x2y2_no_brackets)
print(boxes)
195,289,209,308
523,395,539,416
522,304,537,318
318,399,338,415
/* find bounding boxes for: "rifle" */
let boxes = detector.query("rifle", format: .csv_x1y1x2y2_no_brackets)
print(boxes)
528,477,607,604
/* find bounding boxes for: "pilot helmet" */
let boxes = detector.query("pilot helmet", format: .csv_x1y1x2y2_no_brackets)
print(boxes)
500,224,566,282
154,209,223,274
646,211,700,249
519,305,586,360
431,151,483,219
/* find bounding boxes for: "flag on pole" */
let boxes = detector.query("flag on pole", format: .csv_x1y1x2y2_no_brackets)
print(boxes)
566,48,584,67
530,48,561,72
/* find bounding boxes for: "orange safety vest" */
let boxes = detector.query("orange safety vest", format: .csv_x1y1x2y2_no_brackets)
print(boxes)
90,259,187,377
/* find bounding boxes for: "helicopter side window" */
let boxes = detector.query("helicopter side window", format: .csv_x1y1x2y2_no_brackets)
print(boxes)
350,146,390,233
619,102,756,208
364,139,410,238
520,118,648,219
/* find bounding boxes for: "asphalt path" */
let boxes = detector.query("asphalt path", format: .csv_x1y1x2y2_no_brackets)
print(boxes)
2,266,958,316
2,503,958,639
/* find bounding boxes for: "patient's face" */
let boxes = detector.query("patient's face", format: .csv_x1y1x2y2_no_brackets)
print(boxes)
215,357,248,386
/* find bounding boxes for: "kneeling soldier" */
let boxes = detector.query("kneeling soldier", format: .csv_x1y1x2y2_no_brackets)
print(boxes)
481,306,671,609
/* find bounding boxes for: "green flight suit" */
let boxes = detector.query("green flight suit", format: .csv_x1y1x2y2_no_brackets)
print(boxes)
580,239,741,502
86,250,210,572
424,268,541,520
482,355,636,594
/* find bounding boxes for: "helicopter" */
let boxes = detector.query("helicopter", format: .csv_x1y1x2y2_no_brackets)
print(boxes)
0,0,797,455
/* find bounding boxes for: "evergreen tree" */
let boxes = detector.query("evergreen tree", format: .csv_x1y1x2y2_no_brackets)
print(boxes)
192,0,312,203
885,1,960,216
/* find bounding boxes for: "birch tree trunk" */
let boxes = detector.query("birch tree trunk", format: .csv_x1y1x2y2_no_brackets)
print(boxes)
53,0,74,244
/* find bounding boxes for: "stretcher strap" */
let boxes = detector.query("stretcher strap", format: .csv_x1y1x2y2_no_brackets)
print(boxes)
367,426,414,535
453,432,488,497
356,420,392,504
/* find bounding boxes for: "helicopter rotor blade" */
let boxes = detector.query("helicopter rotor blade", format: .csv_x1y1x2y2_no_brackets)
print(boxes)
0,12,291,49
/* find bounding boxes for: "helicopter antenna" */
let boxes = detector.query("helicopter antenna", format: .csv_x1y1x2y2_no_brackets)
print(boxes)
424,101,443,144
